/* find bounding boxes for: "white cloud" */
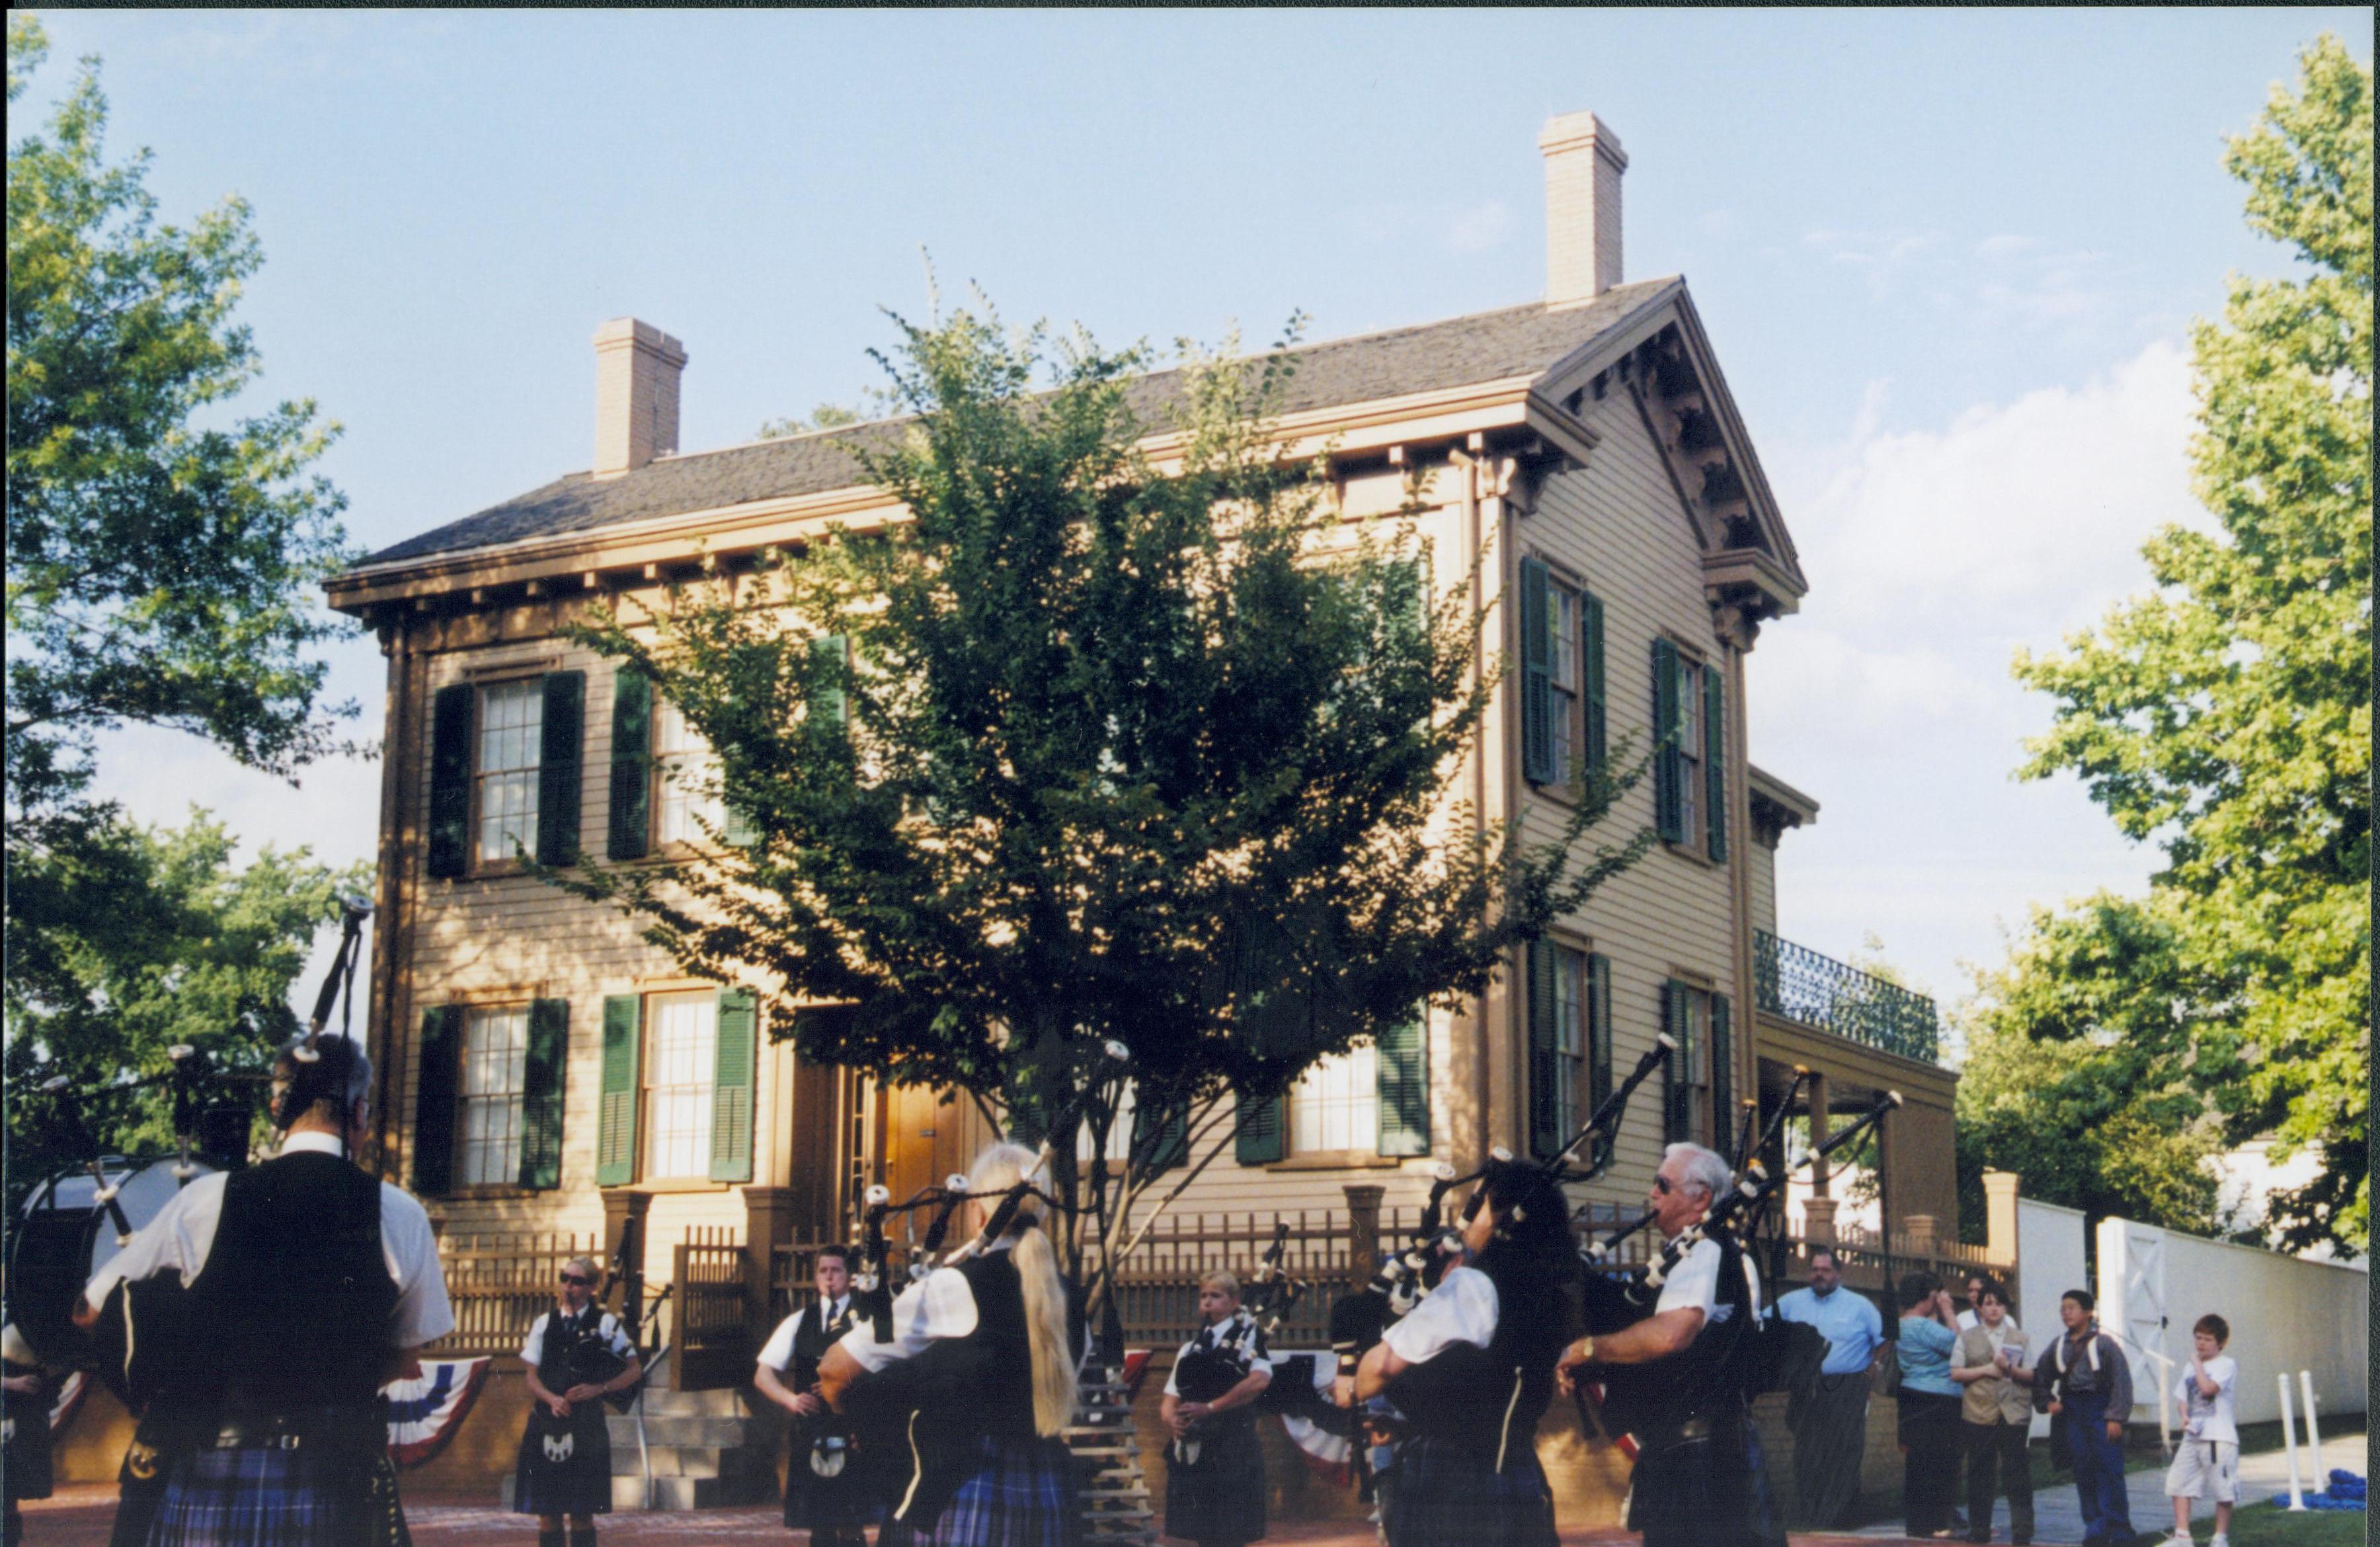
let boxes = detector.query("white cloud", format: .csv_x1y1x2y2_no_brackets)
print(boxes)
1443,200,1514,255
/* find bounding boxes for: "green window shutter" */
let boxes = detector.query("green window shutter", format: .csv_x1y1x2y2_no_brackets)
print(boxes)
1651,639,1685,841
1235,1089,1285,1166
1661,982,1691,1144
412,1006,462,1195
520,998,569,1189
1704,664,1727,862
1586,953,1614,1169
607,670,653,861
1581,590,1608,776
1527,941,1560,1159
709,989,757,1183
811,635,849,732
596,995,643,1186
536,672,585,866
1375,1012,1430,1157
1132,1097,1188,1174
1710,993,1733,1162
1519,557,1555,783
426,685,474,879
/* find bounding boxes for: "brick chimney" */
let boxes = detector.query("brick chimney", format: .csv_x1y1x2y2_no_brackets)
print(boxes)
1539,111,1627,307
592,317,688,479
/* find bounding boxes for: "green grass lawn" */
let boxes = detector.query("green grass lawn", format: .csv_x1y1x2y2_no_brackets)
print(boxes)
2172,1505,2366,1547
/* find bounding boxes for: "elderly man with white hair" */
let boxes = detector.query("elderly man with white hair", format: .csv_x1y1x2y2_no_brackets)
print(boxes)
1556,1142,1783,1547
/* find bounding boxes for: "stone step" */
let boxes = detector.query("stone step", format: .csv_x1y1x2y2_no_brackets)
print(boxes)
608,1413,751,1448
634,1385,748,1417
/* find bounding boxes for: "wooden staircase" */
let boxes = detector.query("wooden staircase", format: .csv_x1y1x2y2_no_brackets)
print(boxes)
1068,1366,1160,1546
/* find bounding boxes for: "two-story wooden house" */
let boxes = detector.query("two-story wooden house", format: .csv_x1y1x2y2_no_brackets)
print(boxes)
326,110,1959,1318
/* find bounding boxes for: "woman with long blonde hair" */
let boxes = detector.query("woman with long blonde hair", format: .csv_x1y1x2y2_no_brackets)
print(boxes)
818,1142,1080,1547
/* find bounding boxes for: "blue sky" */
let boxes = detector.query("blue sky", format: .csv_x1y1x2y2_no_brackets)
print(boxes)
23,8,2371,1029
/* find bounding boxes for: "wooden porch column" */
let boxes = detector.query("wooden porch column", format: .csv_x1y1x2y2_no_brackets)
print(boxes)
602,1189,653,1339
1343,1184,1385,1285
1982,1169,2020,1299
1805,1071,1831,1199
744,1185,799,1351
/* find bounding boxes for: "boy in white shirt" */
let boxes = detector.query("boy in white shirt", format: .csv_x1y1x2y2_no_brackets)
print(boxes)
2161,1314,2239,1547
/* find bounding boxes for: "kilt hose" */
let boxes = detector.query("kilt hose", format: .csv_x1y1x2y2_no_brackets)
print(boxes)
876,1432,1078,1547
512,1404,615,1518
1380,1435,1558,1547
1164,1415,1267,1546
142,1444,412,1547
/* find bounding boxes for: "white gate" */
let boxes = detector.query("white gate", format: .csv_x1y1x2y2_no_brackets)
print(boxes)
2096,1218,2176,1447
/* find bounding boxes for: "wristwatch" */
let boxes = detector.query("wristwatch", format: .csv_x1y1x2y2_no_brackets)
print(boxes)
1572,1335,1596,1363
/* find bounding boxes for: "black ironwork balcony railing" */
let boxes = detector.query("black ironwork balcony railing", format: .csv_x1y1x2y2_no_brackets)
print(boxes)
1753,930,1940,1063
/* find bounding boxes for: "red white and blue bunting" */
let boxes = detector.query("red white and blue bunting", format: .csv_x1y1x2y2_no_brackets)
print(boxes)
382,1357,492,1468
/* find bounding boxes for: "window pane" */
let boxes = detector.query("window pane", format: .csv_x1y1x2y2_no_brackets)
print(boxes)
1552,947,1585,1140
476,680,543,861
1677,662,1700,840
653,699,723,846
458,1006,530,1185
1551,591,1577,691
1290,1047,1379,1155
646,993,717,1178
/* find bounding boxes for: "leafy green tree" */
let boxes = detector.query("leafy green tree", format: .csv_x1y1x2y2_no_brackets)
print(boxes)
1952,899,2229,1238
554,301,1651,1307
2003,36,2370,1254
4,809,370,1211
7,14,354,825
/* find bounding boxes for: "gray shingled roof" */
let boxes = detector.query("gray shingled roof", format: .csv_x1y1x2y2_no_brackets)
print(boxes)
358,278,1679,569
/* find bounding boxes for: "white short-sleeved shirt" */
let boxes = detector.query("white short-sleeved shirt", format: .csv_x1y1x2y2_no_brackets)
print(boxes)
835,1241,1012,1374
2175,1355,2238,1444
1652,1235,1761,1326
522,1307,634,1370
79,1131,456,1350
758,1295,855,1372
1380,1266,1499,1365
1163,1316,1273,1396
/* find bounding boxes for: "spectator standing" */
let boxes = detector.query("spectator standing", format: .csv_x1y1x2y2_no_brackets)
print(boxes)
2159,1316,2238,1547
2031,1290,2135,1547
1774,1248,1884,1528
1895,1273,1965,1539
1950,1279,2034,1544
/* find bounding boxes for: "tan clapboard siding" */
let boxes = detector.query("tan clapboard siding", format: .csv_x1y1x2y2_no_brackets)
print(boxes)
1508,388,1739,1199
1749,839,1778,939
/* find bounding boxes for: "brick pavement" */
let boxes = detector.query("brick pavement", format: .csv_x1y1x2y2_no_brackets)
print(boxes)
17,1486,1934,1547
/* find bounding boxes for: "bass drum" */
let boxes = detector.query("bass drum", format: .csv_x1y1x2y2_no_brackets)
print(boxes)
7,1160,217,1383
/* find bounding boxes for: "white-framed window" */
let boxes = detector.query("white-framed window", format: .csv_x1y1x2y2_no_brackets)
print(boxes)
458,1004,531,1185
1549,587,1579,785
475,678,543,863
1677,656,1704,848
1078,1080,1137,1164
1291,1046,1380,1155
653,698,724,847
1666,983,1711,1145
1550,944,1587,1142
644,991,718,1179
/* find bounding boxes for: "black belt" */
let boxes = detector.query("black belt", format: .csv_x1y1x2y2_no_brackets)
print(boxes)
205,1410,379,1453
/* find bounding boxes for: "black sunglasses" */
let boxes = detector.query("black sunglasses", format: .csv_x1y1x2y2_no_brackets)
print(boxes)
559,1272,595,1288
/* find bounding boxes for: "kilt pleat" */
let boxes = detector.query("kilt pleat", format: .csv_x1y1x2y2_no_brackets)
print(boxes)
511,1409,614,1518
1380,1435,1556,1547
877,1433,1076,1547
1163,1417,1266,1545
144,1446,371,1547
784,1423,881,1530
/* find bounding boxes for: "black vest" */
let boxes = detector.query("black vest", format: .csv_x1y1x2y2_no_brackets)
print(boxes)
1173,1315,1263,1422
789,1296,855,1393
535,1305,621,1400
188,1148,399,1419
1385,1255,1567,1462
945,1252,1037,1442
1604,1230,1757,1442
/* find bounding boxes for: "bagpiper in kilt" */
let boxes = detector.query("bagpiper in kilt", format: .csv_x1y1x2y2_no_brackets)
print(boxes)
1357,1158,1575,1547
819,1142,1082,1547
75,1035,456,1547
512,1264,641,1546
1162,1272,1274,1547
754,1249,879,1547
2,1324,55,1547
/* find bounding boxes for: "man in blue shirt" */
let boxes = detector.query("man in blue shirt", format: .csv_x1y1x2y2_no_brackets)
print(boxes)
1774,1248,1883,1528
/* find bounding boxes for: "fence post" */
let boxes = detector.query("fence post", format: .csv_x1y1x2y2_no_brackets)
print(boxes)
1903,1213,1937,1276
1804,1196,1839,1248
602,1189,653,1339
1344,1184,1384,1284
743,1185,797,1353
1981,1170,2020,1301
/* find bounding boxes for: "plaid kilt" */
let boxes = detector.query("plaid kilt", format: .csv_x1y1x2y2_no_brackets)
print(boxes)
1163,1415,1266,1546
144,1445,410,1547
511,1406,614,1518
877,1433,1076,1547
1626,1420,1784,1547
1380,1435,1556,1547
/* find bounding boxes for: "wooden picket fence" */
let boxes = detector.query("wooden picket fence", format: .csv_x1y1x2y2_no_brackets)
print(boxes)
423,1230,602,1360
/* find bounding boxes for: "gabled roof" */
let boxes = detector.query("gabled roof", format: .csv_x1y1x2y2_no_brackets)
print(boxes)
357,279,1683,570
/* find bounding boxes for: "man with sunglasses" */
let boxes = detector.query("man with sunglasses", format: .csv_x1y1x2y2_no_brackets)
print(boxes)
514,1256,641,1547
1557,1142,1782,1547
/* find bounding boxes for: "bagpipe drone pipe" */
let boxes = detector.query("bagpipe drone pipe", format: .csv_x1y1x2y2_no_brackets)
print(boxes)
1573,1084,1899,1440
